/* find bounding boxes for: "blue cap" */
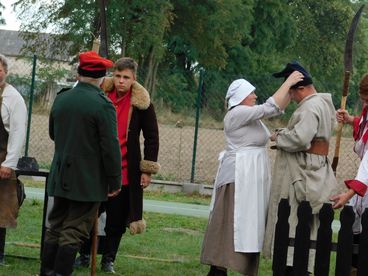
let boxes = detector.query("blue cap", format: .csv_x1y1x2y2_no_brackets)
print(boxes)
273,61,313,89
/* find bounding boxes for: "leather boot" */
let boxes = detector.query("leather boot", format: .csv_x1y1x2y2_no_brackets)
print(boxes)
54,244,79,276
101,235,122,273
40,242,58,276
74,253,90,268
0,228,5,265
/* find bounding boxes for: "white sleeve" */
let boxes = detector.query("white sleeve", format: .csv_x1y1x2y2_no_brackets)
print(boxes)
2,96,27,169
226,97,281,131
356,151,368,185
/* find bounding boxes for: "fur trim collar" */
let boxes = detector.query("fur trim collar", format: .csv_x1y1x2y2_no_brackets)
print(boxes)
101,77,150,110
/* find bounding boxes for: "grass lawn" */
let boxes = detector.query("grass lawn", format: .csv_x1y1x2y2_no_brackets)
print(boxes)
1,198,274,276
8,179,341,275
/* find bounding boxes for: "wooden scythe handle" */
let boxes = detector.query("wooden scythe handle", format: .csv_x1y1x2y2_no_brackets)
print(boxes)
332,71,350,174
90,210,99,276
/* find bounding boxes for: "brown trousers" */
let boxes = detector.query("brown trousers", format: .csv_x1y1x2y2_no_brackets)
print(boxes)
45,196,100,247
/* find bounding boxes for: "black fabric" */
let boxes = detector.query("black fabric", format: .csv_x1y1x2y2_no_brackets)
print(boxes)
40,242,58,276
77,67,106,78
126,103,159,223
73,253,90,268
207,266,228,276
54,244,79,276
0,228,5,255
273,61,313,89
104,185,130,237
16,178,26,207
102,235,122,263
17,156,39,171
352,234,360,268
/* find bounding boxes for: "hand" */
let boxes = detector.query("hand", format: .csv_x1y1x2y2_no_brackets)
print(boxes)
284,71,304,87
330,189,355,209
108,188,121,198
141,173,151,189
336,109,353,125
0,166,12,179
270,132,278,142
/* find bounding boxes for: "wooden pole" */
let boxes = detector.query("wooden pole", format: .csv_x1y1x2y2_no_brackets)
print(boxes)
90,210,99,276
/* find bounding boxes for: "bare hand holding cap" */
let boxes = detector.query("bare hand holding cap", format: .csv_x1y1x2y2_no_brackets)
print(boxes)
273,61,313,89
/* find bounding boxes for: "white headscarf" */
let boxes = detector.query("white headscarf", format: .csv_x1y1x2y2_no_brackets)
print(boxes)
226,79,255,110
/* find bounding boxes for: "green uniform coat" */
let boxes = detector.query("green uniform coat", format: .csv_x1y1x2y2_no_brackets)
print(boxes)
47,81,122,202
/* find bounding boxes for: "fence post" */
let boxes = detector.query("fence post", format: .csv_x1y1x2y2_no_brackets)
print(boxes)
190,69,204,183
272,198,290,276
314,203,334,276
24,55,37,157
335,205,355,276
293,201,312,275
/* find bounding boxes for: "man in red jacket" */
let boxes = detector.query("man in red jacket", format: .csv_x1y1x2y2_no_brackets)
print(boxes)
75,57,160,273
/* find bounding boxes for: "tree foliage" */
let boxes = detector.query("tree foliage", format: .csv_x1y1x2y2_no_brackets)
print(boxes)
11,0,368,119
0,2,5,25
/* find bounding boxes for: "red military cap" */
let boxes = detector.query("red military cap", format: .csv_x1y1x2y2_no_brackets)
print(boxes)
77,51,114,78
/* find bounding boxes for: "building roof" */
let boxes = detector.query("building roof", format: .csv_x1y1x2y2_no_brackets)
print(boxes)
0,29,72,62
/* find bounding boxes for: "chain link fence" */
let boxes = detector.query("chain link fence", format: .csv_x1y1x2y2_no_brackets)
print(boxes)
8,56,359,185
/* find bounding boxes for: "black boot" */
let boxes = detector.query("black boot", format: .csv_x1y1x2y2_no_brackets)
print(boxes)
0,228,5,265
54,244,79,276
285,266,294,276
207,265,227,276
74,253,90,268
101,235,122,273
74,229,93,268
40,242,58,276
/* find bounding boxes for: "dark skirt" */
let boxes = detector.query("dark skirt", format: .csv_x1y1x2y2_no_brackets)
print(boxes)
200,183,259,275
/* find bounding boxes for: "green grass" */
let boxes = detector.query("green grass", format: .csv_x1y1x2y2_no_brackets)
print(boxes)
3,199,252,276
1,199,343,276
144,190,211,206
15,180,343,275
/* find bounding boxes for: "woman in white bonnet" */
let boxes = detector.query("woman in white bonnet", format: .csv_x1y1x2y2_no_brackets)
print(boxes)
200,71,304,276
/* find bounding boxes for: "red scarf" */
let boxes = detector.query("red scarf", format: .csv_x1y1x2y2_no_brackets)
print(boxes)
353,105,368,144
108,89,131,186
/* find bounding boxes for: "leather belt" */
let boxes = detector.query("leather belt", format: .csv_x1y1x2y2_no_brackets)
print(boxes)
270,139,329,156
305,139,329,156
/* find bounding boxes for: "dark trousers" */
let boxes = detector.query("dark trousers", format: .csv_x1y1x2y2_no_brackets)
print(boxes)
0,228,5,256
104,185,130,238
78,185,130,260
101,185,130,263
41,197,100,275
352,234,360,268
45,196,100,247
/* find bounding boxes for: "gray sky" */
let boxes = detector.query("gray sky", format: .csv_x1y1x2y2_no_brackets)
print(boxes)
2,0,20,30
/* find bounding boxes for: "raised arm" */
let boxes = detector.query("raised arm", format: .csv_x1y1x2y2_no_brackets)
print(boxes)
272,71,304,110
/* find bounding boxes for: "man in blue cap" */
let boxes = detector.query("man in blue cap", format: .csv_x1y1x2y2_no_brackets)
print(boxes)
263,61,342,275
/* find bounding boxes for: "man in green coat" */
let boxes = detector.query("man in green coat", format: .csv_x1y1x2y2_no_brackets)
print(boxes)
40,51,122,276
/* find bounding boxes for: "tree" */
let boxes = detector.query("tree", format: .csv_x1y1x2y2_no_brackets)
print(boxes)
14,0,174,94
0,2,5,25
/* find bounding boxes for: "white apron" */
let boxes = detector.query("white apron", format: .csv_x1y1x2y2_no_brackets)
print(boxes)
234,146,271,252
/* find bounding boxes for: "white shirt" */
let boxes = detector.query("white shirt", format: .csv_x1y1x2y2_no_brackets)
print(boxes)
214,97,281,188
1,84,27,169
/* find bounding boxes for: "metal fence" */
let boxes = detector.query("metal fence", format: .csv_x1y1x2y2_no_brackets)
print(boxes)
9,55,360,185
